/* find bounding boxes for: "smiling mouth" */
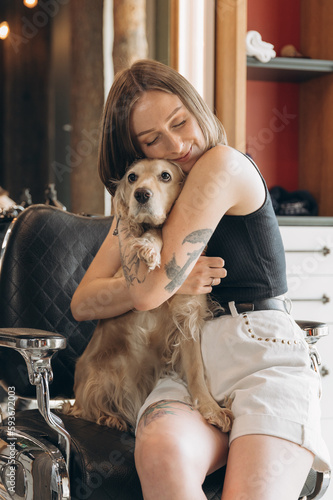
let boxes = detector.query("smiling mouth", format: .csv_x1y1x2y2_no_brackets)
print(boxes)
173,147,192,163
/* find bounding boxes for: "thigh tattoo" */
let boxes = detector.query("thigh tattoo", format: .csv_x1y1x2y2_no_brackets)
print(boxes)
140,400,194,428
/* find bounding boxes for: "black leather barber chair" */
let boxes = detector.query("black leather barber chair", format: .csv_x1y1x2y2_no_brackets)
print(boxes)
0,204,330,499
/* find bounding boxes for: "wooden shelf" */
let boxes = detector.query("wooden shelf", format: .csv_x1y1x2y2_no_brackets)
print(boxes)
247,56,333,82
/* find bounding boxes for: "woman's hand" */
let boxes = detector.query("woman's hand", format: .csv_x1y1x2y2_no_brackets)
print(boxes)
176,256,227,295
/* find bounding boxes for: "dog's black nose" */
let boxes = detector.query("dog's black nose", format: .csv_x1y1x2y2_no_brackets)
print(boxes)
134,188,153,204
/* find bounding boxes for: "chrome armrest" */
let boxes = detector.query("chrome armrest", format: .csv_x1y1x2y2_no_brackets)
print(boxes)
0,328,66,384
296,321,329,345
296,321,329,380
0,328,71,473
307,469,331,500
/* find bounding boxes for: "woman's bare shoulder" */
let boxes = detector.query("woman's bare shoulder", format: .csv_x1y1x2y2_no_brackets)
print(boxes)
187,145,265,216
199,144,249,169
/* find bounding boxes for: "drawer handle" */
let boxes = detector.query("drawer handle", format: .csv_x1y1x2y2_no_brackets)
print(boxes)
292,294,330,305
285,246,331,256
320,365,330,378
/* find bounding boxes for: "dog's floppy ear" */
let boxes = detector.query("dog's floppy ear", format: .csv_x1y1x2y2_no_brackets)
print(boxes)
112,178,129,218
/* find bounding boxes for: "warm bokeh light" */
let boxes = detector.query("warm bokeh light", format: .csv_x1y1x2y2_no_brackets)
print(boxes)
23,0,38,7
0,22,10,40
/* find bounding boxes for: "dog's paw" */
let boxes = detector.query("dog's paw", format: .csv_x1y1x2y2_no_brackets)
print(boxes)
133,239,161,271
61,401,74,415
199,403,234,433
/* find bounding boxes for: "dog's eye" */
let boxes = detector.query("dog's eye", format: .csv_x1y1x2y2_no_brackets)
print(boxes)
160,171,171,182
128,173,137,183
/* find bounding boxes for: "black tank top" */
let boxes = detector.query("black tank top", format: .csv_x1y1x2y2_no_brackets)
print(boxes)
206,155,288,304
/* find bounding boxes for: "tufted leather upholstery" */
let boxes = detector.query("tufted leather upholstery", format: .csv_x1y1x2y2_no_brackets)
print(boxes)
0,204,226,500
0,205,111,398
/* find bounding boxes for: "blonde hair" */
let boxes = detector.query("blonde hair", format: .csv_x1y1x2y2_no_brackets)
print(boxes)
98,59,227,195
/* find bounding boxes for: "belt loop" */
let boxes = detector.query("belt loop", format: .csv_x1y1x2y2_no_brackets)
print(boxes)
228,301,239,317
284,297,293,315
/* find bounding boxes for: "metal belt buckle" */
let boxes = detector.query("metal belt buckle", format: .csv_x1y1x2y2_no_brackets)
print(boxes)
237,303,254,313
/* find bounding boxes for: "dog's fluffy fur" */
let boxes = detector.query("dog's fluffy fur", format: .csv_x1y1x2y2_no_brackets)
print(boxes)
65,159,233,433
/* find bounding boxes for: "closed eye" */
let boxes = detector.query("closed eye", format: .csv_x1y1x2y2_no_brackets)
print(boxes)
173,120,186,128
146,136,159,147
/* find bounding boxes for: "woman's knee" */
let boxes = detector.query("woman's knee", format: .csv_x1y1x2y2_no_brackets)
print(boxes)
135,422,215,500
135,425,195,480
134,402,229,482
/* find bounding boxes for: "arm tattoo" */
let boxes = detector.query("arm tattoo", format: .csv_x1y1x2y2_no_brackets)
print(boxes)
118,223,148,286
164,228,213,293
182,228,213,244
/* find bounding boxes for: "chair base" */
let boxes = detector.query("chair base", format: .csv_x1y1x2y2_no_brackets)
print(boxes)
0,426,70,499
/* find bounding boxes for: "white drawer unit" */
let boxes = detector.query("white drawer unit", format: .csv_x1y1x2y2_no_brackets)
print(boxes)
286,277,333,323
279,217,333,494
282,225,333,277
279,221,333,325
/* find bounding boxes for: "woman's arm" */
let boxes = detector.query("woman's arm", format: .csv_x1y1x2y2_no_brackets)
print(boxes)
71,205,227,321
70,218,134,321
118,146,265,311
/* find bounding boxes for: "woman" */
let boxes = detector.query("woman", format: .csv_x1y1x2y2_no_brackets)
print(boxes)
71,59,330,500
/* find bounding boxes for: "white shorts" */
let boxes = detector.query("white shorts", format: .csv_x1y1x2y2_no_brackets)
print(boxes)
136,308,331,473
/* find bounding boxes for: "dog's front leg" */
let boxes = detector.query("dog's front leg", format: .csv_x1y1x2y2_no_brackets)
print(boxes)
132,228,163,271
181,340,233,433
